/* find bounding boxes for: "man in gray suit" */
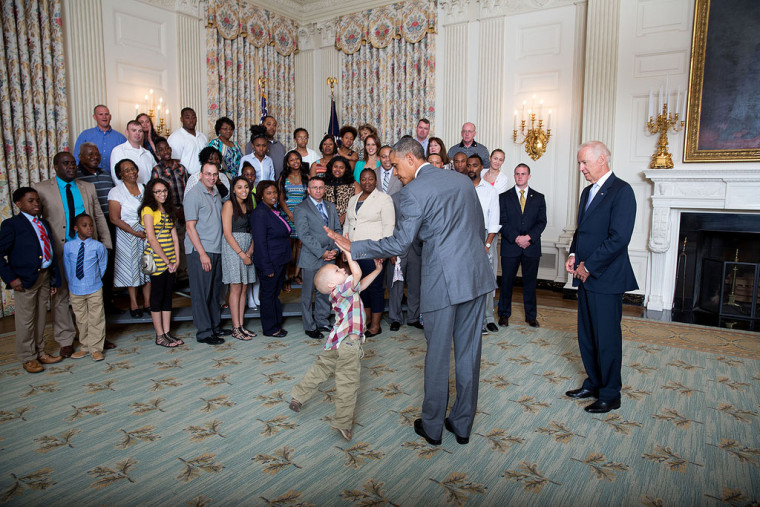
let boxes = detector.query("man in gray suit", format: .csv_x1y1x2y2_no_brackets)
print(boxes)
294,177,342,339
326,137,496,445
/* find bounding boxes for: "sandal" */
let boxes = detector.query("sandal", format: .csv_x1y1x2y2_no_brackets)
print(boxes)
164,332,184,345
282,282,292,293
232,327,252,341
156,334,179,348
240,326,257,338
293,275,303,285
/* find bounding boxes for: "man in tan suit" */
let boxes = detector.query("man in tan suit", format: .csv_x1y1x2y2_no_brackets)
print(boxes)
34,152,112,357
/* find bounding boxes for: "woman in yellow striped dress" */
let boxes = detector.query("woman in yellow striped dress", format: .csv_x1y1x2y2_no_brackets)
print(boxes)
139,179,182,348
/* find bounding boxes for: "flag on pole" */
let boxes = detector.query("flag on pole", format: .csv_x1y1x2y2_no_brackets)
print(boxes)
260,92,268,124
327,94,339,141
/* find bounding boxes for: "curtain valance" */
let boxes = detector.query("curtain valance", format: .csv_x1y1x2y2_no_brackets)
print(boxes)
207,0,298,56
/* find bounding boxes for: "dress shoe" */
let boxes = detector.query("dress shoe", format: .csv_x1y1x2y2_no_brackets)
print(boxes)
91,351,105,361
130,308,143,318
486,322,499,333
444,418,469,445
289,398,302,412
23,359,44,373
305,329,323,339
38,353,62,364
71,350,88,359
526,319,540,328
264,330,287,338
280,329,289,336
390,321,401,332
565,387,597,399
584,398,621,413
364,327,382,338
197,336,225,345
498,316,509,327
407,321,424,330
104,340,117,350
59,345,74,358
213,328,232,337
413,418,441,446
317,326,331,333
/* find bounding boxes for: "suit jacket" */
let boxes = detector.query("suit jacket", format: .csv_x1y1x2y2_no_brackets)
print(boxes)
250,203,292,276
352,164,496,312
293,198,341,271
345,189,395,242
0,214,61,289
374,166,403,195
33,177,113,256
569,173,638,294
499,186,547,258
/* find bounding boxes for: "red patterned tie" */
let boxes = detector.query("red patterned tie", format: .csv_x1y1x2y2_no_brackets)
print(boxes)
32,218,52,262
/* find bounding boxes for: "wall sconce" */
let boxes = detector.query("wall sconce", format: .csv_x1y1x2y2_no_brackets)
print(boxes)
513,95,551,161
646,78,685,169
135,89,171,137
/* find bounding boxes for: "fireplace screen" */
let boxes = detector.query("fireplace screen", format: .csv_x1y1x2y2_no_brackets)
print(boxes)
698,260,759,331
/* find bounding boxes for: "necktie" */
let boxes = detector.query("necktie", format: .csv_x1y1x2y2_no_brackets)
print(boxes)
76,242,85,280
32,218,52,262
585,183,599,211
65,183,76,238
383,171,390,193
519,190,526,213
317,202,328,226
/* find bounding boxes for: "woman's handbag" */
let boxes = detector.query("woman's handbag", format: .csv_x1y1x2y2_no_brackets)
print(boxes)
140,213,166,275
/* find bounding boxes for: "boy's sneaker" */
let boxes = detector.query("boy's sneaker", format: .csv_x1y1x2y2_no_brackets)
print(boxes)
288,398,302,413
71,350,88,359
336,427,352,441
91,351,105,361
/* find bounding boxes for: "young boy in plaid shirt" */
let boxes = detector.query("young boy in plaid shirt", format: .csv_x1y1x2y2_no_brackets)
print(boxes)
289,250,383,441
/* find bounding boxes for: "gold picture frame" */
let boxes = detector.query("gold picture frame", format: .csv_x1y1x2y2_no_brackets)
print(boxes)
684,0,760,162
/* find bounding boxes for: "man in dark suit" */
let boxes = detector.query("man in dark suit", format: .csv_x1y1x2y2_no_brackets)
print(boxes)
294,177,342,339
326,137,496,445
498,163,547,328
564,141,638,414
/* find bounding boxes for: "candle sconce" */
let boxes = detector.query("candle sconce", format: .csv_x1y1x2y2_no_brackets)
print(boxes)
513,96,551,161
646,81,686,169
136,88,170,137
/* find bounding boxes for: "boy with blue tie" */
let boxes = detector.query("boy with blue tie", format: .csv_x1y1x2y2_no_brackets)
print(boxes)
0,188,62,373
63,213,108,361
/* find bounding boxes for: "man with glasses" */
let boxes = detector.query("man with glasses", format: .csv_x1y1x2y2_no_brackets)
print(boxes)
447,122,490,169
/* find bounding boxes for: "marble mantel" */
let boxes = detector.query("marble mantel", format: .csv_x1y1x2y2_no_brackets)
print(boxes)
643,168,760,312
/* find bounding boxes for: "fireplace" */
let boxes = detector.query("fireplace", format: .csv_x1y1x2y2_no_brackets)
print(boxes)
672,212,760,330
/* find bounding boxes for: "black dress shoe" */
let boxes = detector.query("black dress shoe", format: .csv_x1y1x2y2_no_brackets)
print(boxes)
486,322,499,333
264,330,287,338
104,340,117,350
584,398,621,413
364,327,382,338
130,309,143,318
197,336,225,345
305,329,323,339
498,316,509,327
526,319,540,328
414,418,441,446
213,328,232,337
565,387,597,399
316,326,331,333
444,418,469,444
407,321,424,330
390,321,401,331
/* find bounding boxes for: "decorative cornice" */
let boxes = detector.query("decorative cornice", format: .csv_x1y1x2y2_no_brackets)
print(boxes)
241,0,398,24
137,0,202,17
439,0,577,17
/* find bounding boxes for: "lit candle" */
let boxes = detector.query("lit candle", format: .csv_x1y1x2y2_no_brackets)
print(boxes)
156,105,161,123
135,104,139,115
165,108,170,128
664,75,669,107
659,86,663,112
648,89,653,119
144,94,148,111
547,109,552,129
149,89,154,109
522,100,526,122
675,86,681,117
513,110,517,130
539,99,543,120
531,94,536,114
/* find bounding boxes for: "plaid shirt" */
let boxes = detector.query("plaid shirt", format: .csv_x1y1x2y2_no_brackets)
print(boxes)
151,159,188,205
325,275,364,350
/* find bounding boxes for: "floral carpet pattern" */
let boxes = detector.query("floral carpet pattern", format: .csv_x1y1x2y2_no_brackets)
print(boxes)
0,315,758,505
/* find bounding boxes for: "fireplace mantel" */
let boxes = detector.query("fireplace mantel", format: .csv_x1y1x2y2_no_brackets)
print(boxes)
643,168,760,312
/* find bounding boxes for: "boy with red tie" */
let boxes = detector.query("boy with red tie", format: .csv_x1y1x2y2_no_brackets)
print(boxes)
0,188,62,373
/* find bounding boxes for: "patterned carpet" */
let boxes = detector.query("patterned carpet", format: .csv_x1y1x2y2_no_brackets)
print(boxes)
0,310,758,505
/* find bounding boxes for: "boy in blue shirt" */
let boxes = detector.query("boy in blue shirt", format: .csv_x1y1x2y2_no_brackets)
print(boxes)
63,213,108,361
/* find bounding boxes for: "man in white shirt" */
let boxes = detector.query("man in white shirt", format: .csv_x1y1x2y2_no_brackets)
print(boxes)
467,155,501,333
168,108,208,175
109,121,155,184
415,118,430,154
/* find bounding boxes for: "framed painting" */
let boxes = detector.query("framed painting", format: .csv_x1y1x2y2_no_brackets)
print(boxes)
684,0,760,162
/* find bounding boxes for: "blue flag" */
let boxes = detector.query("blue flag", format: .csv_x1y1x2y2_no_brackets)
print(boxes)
260,93,268,124
328,97,339,140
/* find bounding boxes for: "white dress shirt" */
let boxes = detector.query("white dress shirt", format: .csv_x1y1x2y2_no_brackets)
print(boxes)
475,179,501,235
298,148,319,167
167,128,209,175
238,153,275,182
109,142,155,184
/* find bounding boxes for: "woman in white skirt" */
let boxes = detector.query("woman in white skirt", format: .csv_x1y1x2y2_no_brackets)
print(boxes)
221,176,257,340
108,159,150,317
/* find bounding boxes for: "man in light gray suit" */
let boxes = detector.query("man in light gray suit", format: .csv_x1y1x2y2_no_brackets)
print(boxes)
294,177,342,340
326,137,496,445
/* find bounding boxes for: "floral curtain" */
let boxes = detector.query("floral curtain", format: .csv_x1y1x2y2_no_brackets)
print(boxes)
206,1,297,149
0,0,68,316
336,1,436,143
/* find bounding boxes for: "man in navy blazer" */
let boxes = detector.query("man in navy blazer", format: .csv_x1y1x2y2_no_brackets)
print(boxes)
326,137,496,446
564,141,638,414
293,177,342,339
498,163,547,328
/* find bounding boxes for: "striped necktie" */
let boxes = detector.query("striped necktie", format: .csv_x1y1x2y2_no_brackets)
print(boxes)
76,242,85,280
317,202,328,226
383,170,390,193
32,218,52,262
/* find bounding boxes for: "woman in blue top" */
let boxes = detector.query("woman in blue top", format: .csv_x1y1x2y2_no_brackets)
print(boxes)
352,133,381,183
278,150,308,289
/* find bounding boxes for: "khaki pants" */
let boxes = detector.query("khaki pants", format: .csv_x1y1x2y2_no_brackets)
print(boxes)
291,336,362,430
70,288,105,353
14,271,51,363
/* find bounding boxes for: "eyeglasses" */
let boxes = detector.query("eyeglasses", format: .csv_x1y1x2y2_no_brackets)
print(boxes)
153,189,168,195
